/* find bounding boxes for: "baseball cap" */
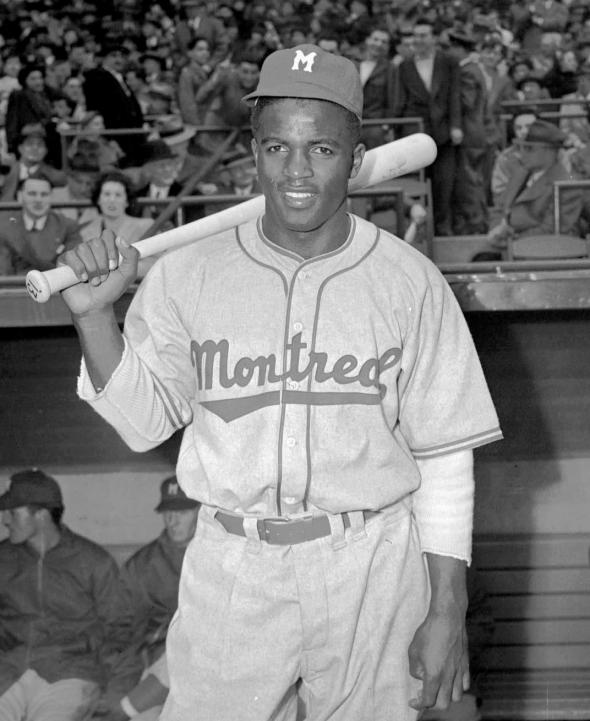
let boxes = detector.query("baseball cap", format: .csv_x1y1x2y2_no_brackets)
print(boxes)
155,476,200,512
242,44,363,120
0,469,63,510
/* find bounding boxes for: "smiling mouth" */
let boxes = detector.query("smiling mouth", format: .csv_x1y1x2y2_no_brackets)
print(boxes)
285,191,314,199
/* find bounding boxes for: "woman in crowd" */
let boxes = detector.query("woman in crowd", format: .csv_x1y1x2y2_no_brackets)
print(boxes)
80,170,155,276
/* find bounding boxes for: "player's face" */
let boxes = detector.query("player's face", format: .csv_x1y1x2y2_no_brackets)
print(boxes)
2,506,38,545
252,98,364,254
162,508,199,546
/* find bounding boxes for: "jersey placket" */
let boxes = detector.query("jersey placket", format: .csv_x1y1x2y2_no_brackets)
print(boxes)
276,264,318,517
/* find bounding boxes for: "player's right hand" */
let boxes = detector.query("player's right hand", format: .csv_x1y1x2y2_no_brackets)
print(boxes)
59,230,139,317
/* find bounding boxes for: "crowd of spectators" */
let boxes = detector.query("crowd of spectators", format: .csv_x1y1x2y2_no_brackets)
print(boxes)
0,0,589,272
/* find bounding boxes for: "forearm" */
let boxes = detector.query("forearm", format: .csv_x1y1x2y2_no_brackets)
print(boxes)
425,553,468,615
73,307,124,393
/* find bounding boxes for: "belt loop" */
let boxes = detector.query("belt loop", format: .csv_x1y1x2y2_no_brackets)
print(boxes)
327,513,346,550
243,516,262,553
347,510,367,541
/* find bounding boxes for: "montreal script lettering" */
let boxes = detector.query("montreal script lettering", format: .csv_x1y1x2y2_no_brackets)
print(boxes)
190,333,401,398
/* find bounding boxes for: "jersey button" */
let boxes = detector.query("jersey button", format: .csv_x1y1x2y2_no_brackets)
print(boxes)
286,436,296,448
287,380,299,390
293,321,303,332
283,496,298,505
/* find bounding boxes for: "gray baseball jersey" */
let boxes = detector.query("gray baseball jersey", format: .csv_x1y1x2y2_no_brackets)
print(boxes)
79,215,501,517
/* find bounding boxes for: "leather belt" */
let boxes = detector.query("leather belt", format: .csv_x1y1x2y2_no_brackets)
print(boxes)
215,509,377,545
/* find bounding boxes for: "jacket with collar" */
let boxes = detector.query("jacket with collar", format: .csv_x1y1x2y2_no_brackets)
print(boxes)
0,209,81,274
0,526,123,695
392,50,462,145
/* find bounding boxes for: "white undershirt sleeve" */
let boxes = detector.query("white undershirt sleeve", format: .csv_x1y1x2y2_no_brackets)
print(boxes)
412,449,474,565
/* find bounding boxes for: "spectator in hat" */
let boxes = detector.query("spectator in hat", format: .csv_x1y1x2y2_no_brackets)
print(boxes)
4,63,61,164
488,119,584,247
99,477,200,721
83,43,145,166
393,16,462,236
447,30,490,234
0,170,81,274
0,123,66,201
132,139,185,217
0,468,123,720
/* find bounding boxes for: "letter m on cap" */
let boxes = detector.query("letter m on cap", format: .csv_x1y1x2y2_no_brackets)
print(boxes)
292,50,317,73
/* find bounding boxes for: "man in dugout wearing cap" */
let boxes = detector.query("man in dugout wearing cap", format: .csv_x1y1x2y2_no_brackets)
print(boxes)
101,476,200,721
0,468,124,721
488,118,585,247
60,44,501,720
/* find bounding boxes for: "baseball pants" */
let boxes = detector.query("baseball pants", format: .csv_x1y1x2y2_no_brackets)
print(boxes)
0,670,100,721
161,501,430,721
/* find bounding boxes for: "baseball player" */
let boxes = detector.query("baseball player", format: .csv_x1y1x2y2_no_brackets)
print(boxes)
59,45,502,721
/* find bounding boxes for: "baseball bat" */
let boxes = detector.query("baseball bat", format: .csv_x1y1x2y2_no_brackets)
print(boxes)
25,133,437,303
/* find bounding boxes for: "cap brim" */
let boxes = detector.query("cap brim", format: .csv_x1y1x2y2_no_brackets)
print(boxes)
242,86,362,120
0,493,16,510
156,499,200,512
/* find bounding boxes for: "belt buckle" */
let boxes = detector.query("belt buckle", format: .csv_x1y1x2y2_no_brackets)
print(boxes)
259,513,314,545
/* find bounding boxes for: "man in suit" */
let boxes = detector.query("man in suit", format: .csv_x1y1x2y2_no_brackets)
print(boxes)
0,123,66,201
83,43,145,166
356,27,396,149
393,18,462,236
0,171,81,274
488,120,584,247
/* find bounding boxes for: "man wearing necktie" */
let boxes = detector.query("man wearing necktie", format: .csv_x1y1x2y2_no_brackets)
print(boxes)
0,171,81,274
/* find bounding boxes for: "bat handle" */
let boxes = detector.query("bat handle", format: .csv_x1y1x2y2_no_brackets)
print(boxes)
26,265,80,303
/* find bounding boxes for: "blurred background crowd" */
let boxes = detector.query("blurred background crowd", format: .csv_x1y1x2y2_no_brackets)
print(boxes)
0,0,589,272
